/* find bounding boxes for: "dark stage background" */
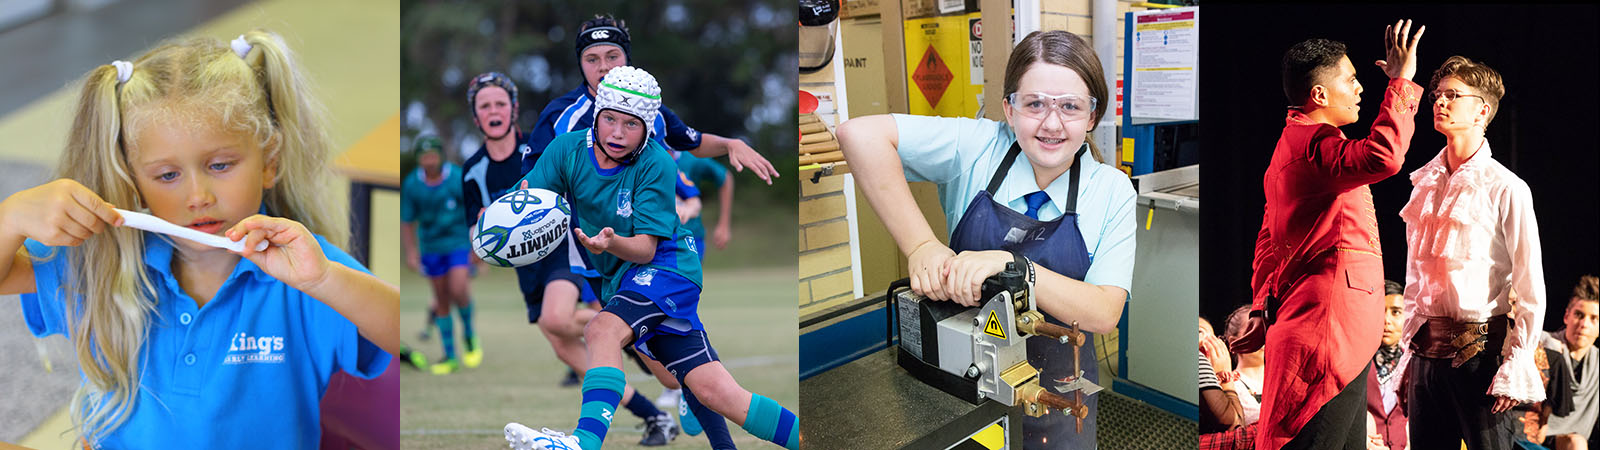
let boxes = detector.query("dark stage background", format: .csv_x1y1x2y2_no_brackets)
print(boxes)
1198,3,1600,333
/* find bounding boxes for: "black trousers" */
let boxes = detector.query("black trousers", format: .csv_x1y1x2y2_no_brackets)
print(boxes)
1284,361,1370,450
1407,355,1520,450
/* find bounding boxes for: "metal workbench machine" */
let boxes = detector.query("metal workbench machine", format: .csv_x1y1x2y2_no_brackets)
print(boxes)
800,266,1101,449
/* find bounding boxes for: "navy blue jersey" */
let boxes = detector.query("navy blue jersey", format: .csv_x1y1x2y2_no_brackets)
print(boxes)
461,134,537,234
529,85,704,171
462,134,594,294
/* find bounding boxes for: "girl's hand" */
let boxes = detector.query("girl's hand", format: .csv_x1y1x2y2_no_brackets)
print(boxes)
1,179,123,246
906,240,955,301
1200,334,1234,373
574,226,617,255
226,215,331,290
943,250,1012,307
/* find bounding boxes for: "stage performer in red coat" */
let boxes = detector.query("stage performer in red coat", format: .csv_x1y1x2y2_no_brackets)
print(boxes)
1230,20,1425,450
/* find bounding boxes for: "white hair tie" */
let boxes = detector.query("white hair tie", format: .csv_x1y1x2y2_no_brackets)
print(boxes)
230,35,253,59
111,60,132,84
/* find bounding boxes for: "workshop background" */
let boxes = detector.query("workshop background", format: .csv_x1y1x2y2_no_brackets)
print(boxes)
799,0,1202,448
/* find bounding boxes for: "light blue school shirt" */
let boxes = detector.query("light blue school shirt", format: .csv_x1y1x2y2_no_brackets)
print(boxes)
19,233,390,448
892,114,1138,292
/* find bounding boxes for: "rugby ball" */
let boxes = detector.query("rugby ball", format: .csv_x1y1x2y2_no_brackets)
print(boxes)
473,188,571,268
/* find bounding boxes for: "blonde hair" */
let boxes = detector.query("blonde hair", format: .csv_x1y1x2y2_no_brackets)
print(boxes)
49,29,345,444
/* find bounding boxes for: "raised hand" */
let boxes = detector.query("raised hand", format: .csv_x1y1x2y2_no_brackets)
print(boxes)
1375,19,1425,81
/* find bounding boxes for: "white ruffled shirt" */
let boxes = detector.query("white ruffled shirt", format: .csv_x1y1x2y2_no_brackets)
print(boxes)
1399,142,1546,403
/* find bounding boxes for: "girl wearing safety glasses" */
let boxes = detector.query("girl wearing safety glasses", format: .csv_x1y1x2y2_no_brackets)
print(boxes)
837,30,1136,449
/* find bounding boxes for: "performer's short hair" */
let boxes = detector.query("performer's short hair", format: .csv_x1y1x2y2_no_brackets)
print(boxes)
1569,275,1599,312
1384,280,1403,297
1429,55,1505,125
1281,38,1348,107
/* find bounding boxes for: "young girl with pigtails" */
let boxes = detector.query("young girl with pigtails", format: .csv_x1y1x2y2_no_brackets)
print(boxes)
0,29,398,448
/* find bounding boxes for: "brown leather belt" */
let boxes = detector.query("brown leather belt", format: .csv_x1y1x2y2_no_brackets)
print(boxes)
1409,315,1509,368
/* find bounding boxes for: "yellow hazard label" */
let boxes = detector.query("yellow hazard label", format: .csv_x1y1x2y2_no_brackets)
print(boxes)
971,422,1005,449
984,310,1006,339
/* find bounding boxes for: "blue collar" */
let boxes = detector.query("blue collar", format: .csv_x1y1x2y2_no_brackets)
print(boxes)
142,233,266,298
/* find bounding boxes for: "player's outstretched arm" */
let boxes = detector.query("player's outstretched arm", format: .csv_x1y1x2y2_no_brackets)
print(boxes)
688,133,777,184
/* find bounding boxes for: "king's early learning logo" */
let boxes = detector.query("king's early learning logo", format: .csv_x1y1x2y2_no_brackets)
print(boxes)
225,331,287,365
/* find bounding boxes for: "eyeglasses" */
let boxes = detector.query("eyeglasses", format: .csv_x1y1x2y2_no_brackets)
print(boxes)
1006,92,1097,121
1430,90,1484,104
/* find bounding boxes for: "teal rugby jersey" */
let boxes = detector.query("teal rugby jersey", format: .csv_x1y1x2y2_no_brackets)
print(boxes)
519,130,703,297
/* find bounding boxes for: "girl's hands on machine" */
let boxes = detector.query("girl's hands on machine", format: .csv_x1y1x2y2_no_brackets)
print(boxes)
943,250,1012,307
907,239,955,302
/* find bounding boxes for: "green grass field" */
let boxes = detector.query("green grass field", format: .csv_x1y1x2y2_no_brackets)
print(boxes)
399,260,799,449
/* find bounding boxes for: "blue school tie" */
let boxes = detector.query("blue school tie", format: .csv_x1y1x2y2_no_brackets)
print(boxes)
1023,191,1051,220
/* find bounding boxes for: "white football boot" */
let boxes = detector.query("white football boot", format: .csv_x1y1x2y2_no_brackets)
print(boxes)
504,423,580,450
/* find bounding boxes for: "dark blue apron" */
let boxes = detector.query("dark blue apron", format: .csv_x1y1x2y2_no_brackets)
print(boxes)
948,143,1098,449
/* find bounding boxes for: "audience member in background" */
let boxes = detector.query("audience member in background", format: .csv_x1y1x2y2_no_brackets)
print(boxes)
1203,316,1248,433
1367,280,1409,450
1225,305,1265,425
1538,275,1599,450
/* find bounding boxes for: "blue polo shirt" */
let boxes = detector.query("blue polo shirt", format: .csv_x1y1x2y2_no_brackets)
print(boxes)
19,233,390,448
892,114,1138,292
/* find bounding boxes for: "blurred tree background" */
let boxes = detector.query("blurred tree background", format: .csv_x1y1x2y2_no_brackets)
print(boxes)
400,0,798,269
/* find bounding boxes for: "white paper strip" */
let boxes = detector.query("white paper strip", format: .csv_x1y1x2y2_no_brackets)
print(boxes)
114,209,268,252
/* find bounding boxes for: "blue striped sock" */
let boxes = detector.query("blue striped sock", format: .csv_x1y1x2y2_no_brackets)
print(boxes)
434,315,455,359
573,366,625,450
741,394,798,450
